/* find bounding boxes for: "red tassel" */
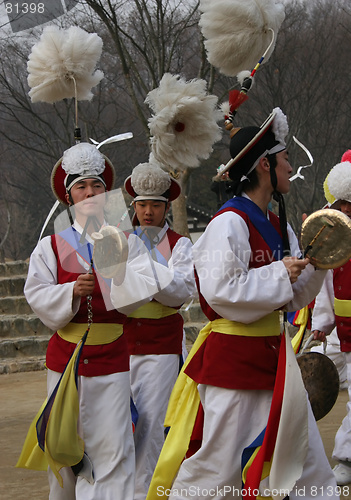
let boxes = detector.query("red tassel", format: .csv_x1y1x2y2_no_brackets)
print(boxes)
229,89,249,113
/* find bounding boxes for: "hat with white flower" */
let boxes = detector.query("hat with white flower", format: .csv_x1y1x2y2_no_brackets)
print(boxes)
125,157,181,203
324,150,351,209
51,142,115,205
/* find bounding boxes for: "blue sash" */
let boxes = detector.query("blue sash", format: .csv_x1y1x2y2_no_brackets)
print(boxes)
57,226,93,267
218,196,285,261
56,227,111,287
134,227,168,266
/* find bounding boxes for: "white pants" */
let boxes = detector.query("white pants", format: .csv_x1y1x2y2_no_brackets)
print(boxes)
47,369,135,500
169,384,339,500
311,329,347,388
131,354,179,500
333,352,351,462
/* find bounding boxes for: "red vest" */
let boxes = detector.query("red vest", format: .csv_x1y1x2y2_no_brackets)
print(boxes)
333,259,351,352
46,233,129,376
124,228,185,355
185,208,283,390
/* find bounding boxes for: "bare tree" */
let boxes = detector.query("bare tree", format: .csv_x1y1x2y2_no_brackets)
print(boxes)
212,0,351,234
0,32,144,258
74,0,229,238
0,1,221,257
2,0,351,258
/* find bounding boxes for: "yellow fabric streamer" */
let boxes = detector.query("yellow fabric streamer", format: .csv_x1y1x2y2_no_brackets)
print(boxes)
334,298,351,317
58,322,123,345
146,322,210,500
291,306,309,354
146,312,280,500
16,336,86,487
15,399,49,472
128,301,178,319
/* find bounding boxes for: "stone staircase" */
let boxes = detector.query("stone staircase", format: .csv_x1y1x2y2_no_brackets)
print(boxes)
0,261,50,374
0,261,206,375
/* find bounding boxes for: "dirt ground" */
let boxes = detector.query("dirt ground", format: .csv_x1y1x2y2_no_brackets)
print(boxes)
1,370,351,500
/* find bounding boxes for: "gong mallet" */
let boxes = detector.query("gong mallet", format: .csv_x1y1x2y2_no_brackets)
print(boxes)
301,216,335,259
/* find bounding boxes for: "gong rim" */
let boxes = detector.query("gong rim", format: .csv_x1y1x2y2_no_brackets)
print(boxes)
300,208,351,269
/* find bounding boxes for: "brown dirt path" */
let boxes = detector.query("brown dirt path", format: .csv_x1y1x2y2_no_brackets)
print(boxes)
1,370,350,499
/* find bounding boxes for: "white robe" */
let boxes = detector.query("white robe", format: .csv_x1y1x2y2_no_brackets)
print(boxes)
169,204,338,500
111,223,196,500
24,221,136,500
312,271,351,463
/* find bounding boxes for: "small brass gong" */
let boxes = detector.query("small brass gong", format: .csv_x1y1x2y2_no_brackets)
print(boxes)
300,209,351,269
297,351,339,421
92,225,129,278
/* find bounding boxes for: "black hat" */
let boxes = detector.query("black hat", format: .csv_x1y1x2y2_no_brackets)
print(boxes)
216,108,288,181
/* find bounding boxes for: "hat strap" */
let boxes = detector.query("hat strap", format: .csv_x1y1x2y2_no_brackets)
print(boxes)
268,154,290,256
273,191,290,256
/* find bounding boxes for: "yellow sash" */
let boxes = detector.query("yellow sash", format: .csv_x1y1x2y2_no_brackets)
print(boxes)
334,298,351,317
58,322,123,345
16,335,86,486
128,301,178,319
146,311,281,500
210,312,281,337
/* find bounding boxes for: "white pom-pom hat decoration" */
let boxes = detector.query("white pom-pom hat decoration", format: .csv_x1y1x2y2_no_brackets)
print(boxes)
198,0,285,77
27,25,104,103
324,160,351,208
62,142,105,177
271,107,289,152
125,160,181,202
145,73,222,171
51,143,115,205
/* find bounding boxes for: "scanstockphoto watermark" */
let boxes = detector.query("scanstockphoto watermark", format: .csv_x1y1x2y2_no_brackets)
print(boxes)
3,0,79,33
156,486,267,498
156,485,350,497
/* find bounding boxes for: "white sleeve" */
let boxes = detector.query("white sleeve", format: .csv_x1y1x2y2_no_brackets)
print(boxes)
311,270,336,335
193,212,294,323
193,212,326,324
284,223,328,312
24,236,81,331
110,233,178,315
152,236,196,306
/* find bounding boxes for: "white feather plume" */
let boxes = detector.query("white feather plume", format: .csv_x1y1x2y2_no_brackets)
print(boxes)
272,107,288,145
27,25,104,103
199,0,285,77
220,101,230,117
145,73,222,171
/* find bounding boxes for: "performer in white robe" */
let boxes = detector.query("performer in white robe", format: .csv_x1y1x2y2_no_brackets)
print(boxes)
110,162,196,500
311,155,351,486
22,143,136,500
146,108,339,500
